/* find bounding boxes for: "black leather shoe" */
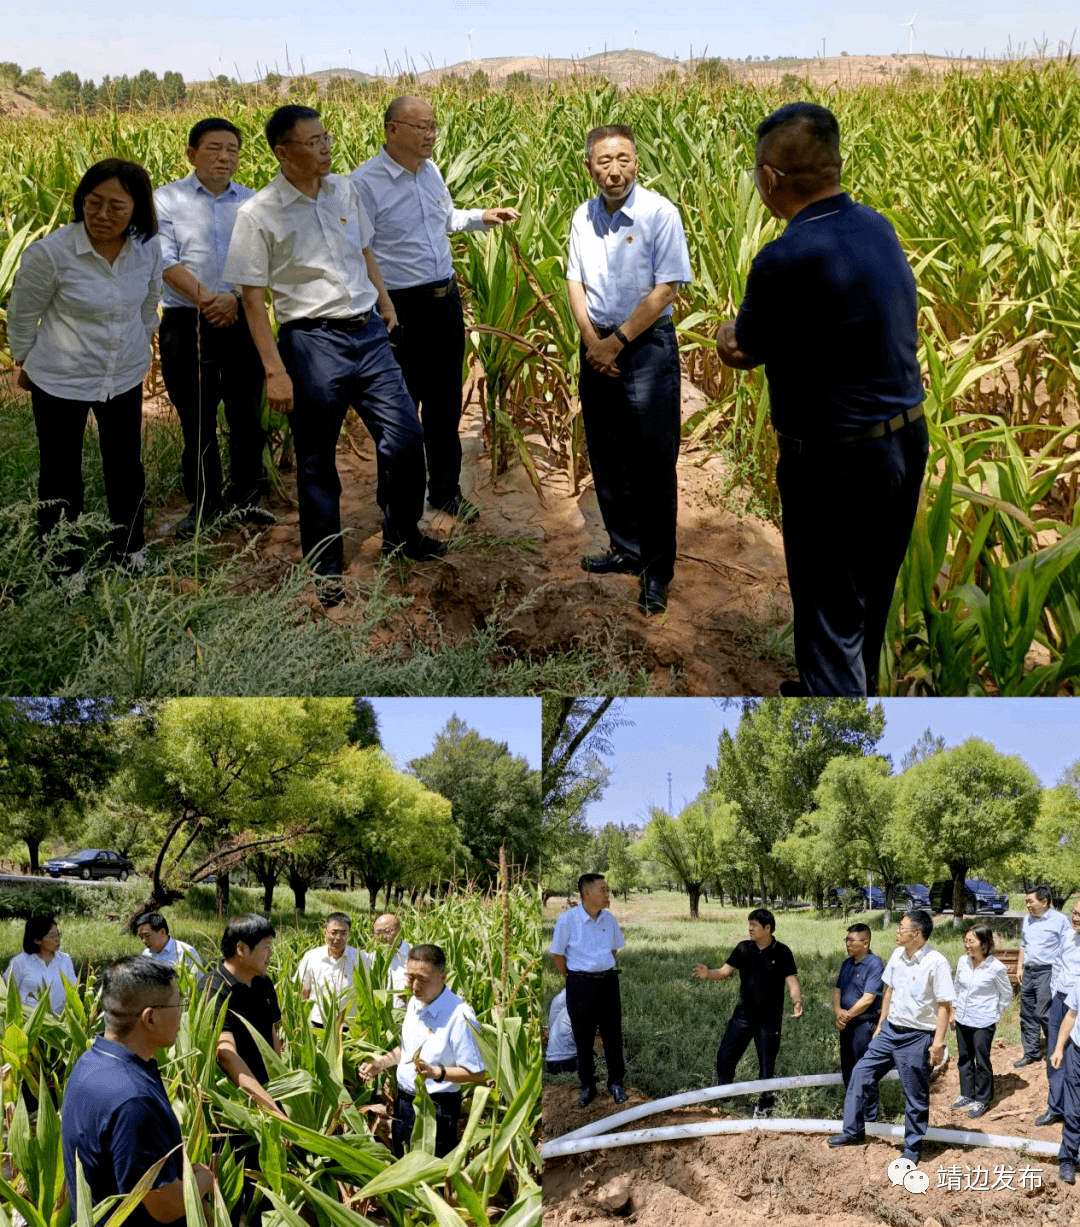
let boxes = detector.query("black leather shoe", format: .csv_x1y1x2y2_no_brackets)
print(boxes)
1014,1055,1039,1068
1060,1160,1076,1185
578,1085,596,1107
432,494,480,523
382,534,447,561
580,549,640,575
610,1084,628,1104
779,678,808,696
176,506,222,539
827,1133,865,1148
638,577,668,615
315,574,346,608
1036,1110,1064,1126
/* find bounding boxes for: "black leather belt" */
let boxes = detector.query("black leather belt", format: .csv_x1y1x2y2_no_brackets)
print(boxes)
568,968,619,979
888,1022,932,1034
281,311,372,333
390,277,455,298
776,403,925,456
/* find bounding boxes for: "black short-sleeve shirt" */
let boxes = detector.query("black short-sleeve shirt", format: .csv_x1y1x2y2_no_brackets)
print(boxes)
198,962,281,1086
725,938,798,1021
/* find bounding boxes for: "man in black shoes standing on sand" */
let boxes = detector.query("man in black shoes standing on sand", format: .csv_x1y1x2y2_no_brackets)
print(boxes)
549,873,628,1105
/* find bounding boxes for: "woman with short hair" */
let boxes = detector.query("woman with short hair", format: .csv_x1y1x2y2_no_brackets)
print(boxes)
5,914,78,1012
8,158,161,581
951,924,1013,1118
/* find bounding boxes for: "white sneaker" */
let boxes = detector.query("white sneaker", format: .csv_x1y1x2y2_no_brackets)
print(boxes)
62,568,88,598
127,549,147,573
951,1095,973,1110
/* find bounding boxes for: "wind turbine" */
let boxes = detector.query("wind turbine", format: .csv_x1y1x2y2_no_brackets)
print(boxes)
901,11,917,54
465,29,474,62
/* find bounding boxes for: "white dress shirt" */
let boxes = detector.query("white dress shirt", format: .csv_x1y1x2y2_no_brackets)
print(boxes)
566,183,692,329
953,954,1013,1028
5,950,78,1012
155,173,254,309
140,936,203,971
223,171,378,324
296,943,361,1025
388,939,410,1007
882,943,956,1031
549,903,625,973
350,148,489,289
8,222,162,401
546,988,576,1062
1022,907,1073,967
397,984,485,1094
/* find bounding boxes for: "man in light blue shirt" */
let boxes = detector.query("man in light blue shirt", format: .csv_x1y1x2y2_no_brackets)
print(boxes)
567,125,692,615
1038,899,1080,1126
352,96,519,523
550,873,627,1106
156,118,273,539
1017,885,1072,1067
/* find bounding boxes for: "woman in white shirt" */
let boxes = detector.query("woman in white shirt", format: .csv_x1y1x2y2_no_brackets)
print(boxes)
950,924,1014,1118
5,914,77,1013
8,158,162,579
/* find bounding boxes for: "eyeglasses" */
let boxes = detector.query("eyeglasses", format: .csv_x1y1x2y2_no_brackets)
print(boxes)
752,163,786,177
284,132,335,151
154,998,190,1011
84,199,132,216
394,121,439,137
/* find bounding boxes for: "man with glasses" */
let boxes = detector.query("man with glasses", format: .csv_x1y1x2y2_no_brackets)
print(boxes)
833,923,884,1118
1036,899,1080,1128
297,911,361,1027
716,102,928,696
1017,885,1072,1069
371,912,410,1007
829,910,954,1166
224,105,442,607
352,96,519,524
62,957,218,1227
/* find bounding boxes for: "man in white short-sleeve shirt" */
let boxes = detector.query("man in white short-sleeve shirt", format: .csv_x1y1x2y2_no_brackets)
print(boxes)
567,123,692,616
296,913,361,1026
829,909,954,1166
223,104,443,604
549,872,627,1106
371,913,410,1008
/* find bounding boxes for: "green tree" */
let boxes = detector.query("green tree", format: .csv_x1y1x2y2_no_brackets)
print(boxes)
51,70,82,111
590,824,639,900
409,715,539,879
706,699,886,903
0,698,121,872
162,70,186,105
695,58,731,86
642,797,738,918
1005,783,1080,901
896,738,1041,920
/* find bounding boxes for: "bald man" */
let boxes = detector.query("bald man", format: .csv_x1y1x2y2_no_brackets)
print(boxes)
372,912,411,1007
352,97,519,523
717,102,928,697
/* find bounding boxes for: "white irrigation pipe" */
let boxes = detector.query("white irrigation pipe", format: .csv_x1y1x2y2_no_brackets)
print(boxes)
543,1117,1061,1160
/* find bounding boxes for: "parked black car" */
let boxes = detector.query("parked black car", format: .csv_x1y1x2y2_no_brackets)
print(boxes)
896,883,932,909
929,878,1008,915
44,849,134,881
827,886,885,910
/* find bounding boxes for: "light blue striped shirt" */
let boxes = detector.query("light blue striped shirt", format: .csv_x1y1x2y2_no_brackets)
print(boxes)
1051,929,1080,995
155,173,254,310
566,182,692,329
1022,907,1072,967
351,148,489,290
550,902,624,973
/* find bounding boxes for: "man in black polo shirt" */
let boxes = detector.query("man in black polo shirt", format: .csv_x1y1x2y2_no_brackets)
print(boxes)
716,102,928,697
693,908,803,1115
63,957,216,1227
198,914,287,1227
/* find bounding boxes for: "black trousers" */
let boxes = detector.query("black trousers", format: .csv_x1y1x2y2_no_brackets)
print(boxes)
30,379,145,571
159,307,267,513
387,282,466,510
1020,963,1053,1059
277,315,425,575
956,1021,996,1104
716,1010,782,1109
392,1088,462,1158
776,414,928,695
565,969,625,1089
839,1016,879,1121
578,320,681,584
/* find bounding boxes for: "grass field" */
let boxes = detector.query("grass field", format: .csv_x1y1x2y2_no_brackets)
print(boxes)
542,890,1025,1122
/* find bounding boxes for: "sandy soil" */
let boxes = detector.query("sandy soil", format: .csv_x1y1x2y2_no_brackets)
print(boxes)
141,366,794,695
543,1037,1080,1227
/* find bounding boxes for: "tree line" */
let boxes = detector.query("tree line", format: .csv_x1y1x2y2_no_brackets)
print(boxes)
1,62,187,113
542,698,1080,921
0,698,539,914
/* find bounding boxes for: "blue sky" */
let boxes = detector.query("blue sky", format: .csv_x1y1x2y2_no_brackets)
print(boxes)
367,697,539,771
584,698,1080,828
6,1,1076,81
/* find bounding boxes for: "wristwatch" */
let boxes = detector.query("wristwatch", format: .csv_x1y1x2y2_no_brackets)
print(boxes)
613,326,630,346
